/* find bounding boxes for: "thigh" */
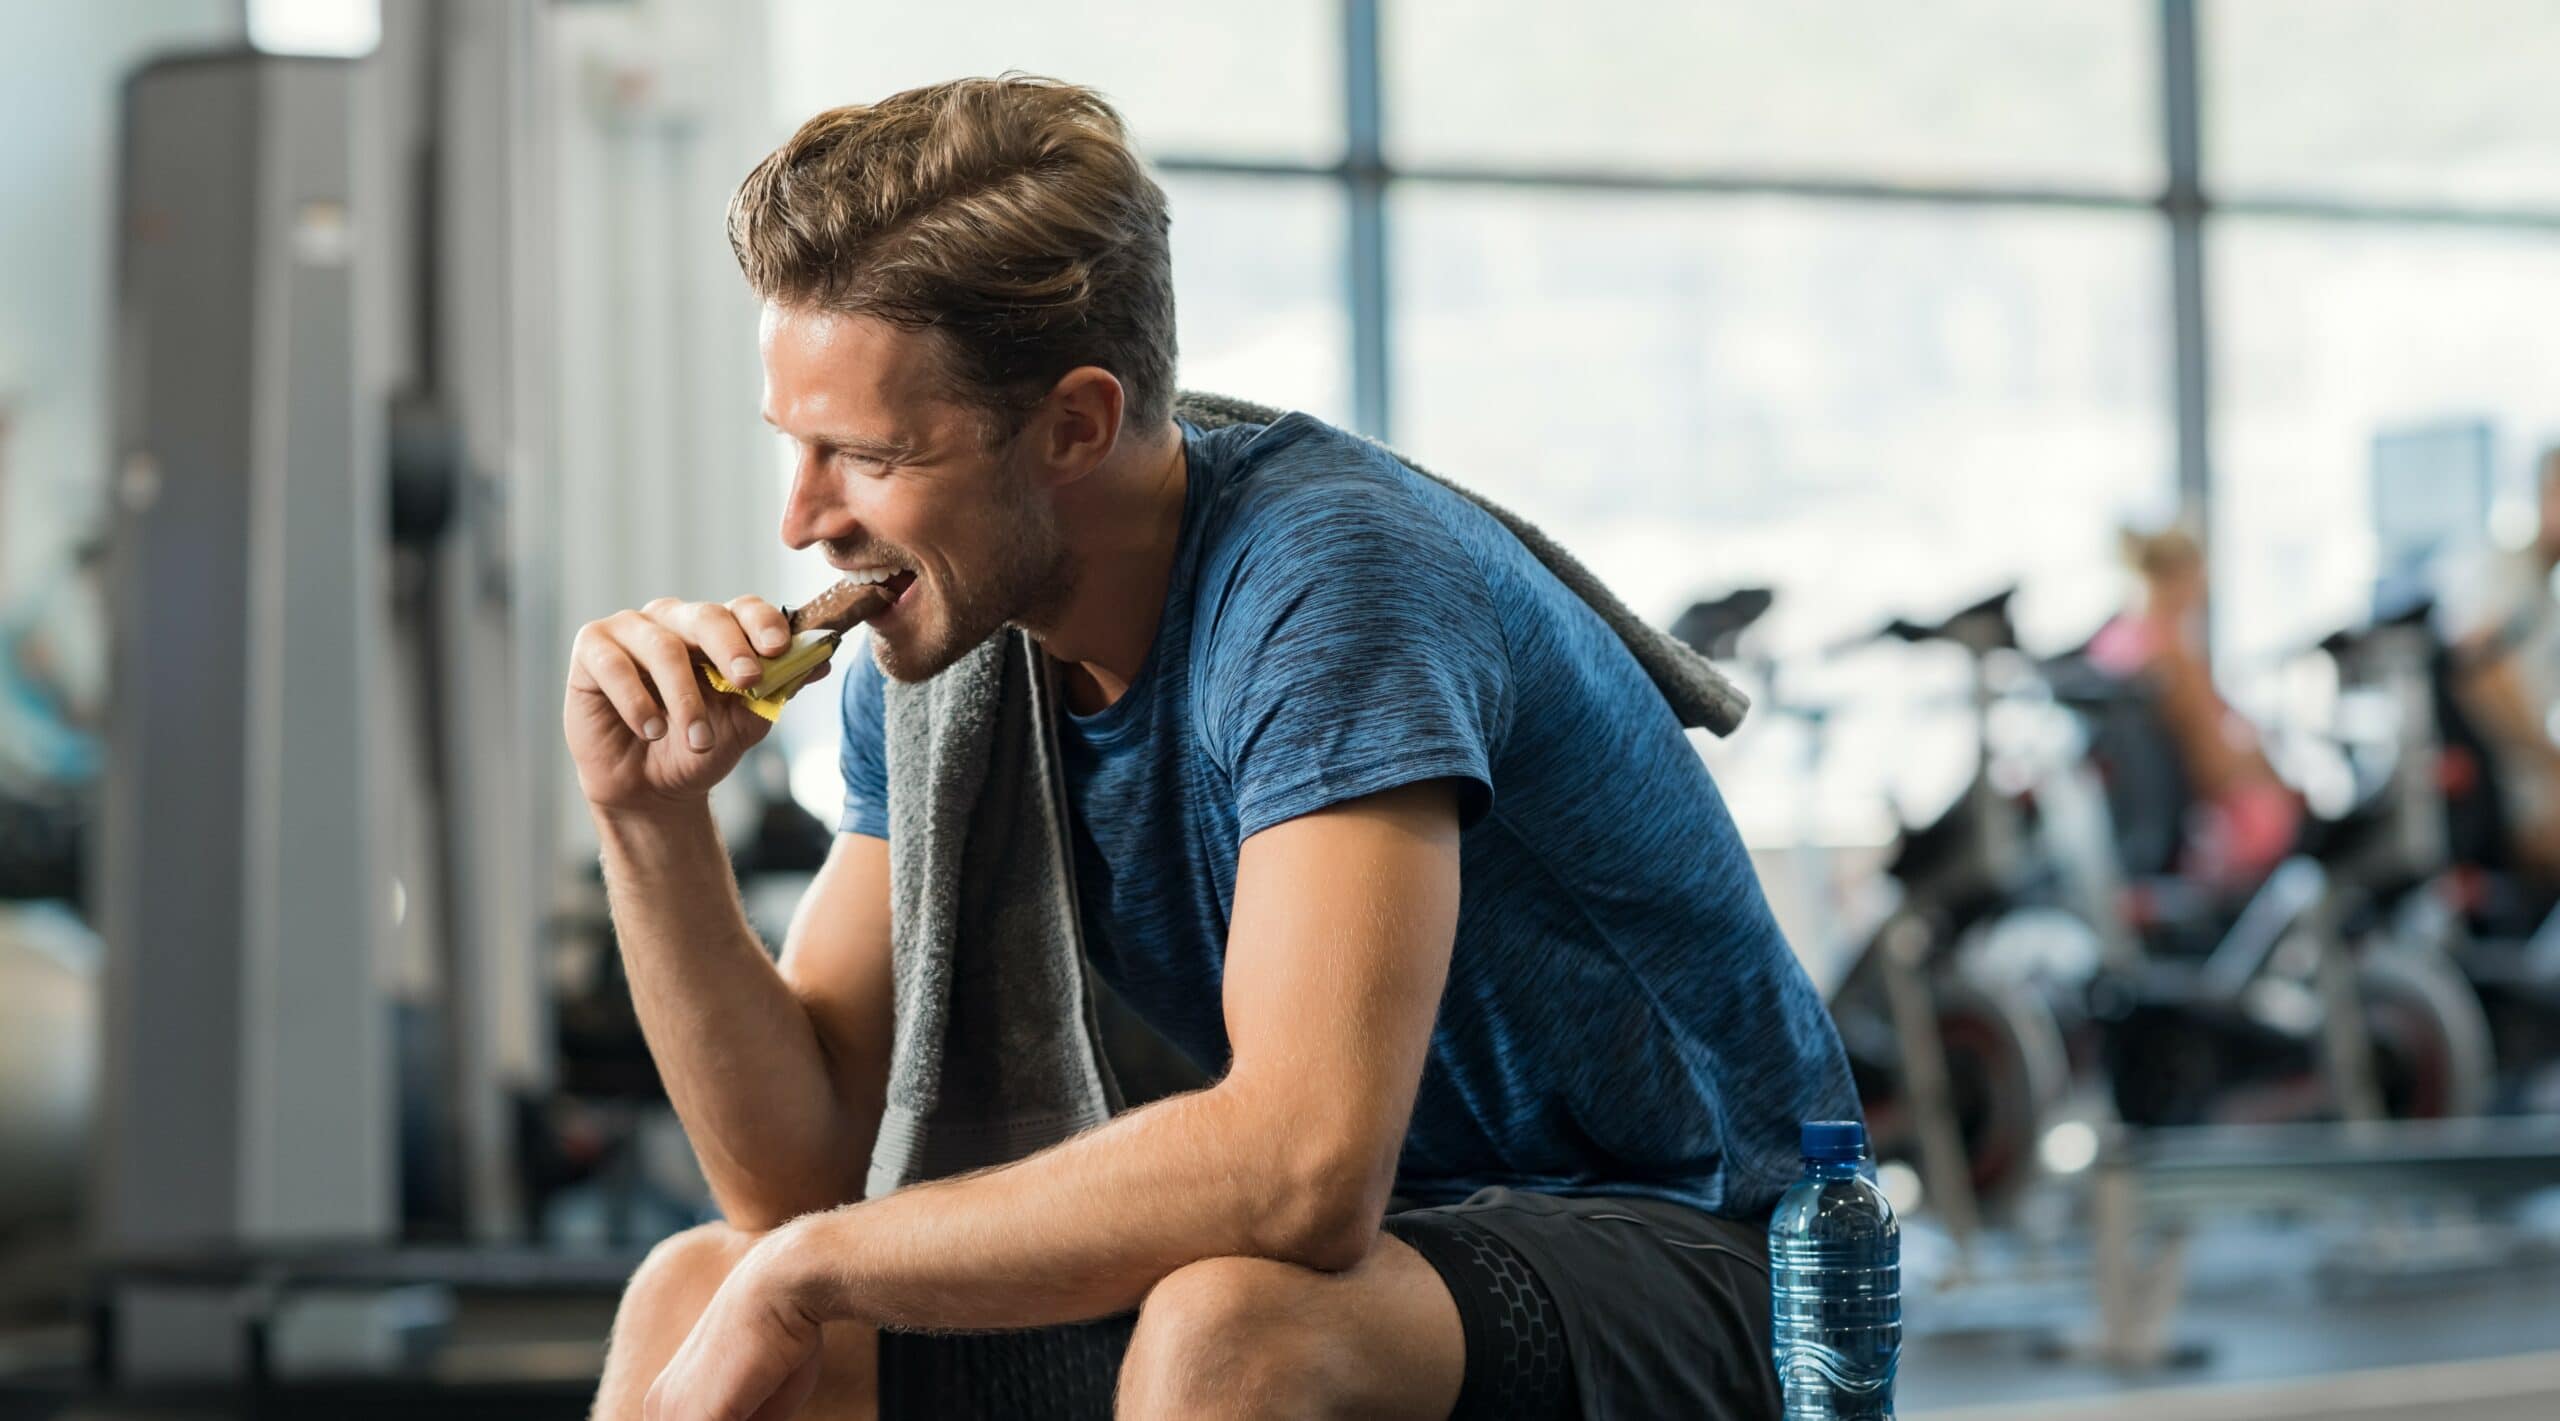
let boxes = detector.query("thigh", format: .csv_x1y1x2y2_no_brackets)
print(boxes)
1244,1234,1468,1414
881,1237,1464,1421
1394,1188,1783,1421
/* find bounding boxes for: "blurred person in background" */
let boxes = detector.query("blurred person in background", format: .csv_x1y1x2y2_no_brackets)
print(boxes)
2087,524,2303,893
0,405,102,908
2445,448,2560,890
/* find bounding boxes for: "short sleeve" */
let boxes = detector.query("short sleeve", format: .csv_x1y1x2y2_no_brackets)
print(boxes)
836,637,891,840
1196,483,1512,841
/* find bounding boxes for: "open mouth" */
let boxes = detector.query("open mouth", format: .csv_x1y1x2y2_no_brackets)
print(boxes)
834,566,919,601
789,568,924,636
850,568,921,624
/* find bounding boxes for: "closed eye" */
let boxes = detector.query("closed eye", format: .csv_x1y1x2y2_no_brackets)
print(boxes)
810,442,885,471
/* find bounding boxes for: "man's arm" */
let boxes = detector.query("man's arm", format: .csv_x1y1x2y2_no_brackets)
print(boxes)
657,775,1461,1403
598,814,895,1230
2456,637,2560,777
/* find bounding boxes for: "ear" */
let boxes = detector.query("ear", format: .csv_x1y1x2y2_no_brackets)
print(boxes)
1033,366,1127,486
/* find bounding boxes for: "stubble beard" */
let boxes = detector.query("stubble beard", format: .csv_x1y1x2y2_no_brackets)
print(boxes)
868,480,1077,685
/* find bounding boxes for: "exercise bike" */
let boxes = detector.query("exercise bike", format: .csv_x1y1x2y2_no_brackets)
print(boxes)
2049,603,2494,1130
1805,589,2101,1241
2323,598,2560,1113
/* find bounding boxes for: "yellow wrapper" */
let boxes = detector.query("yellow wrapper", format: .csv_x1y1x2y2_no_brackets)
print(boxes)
703,629,843,722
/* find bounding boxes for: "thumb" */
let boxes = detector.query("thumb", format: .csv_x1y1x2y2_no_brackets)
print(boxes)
709,690,779,745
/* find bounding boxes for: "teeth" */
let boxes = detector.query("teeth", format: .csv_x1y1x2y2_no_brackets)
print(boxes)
840,568,897,585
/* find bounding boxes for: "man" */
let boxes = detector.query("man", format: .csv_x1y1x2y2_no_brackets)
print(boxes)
569,76,1856,1420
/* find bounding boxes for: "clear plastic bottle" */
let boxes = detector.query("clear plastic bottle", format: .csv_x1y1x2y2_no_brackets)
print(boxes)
1769,1119,1900,1419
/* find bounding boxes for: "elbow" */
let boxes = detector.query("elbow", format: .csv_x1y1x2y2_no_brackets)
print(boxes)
709,1166,864,1236
1251,1145,1395,1273
702,1096,881,1235
715,1203,801,1237
1283,1217,1382,1276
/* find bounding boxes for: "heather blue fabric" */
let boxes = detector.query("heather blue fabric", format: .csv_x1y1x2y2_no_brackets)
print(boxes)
839,411,1856,1217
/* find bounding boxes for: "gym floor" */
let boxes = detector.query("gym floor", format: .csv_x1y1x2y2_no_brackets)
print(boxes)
6,1206,2558,1420
1904,1223,2560,1419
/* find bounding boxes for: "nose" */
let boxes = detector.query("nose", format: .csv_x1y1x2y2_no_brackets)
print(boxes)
779,446,851,552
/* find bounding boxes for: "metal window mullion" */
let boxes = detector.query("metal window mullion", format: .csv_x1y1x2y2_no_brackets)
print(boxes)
1150,153,2560,233
1345,0,1390,440
1171,0,2560,499
2164,0,2213,558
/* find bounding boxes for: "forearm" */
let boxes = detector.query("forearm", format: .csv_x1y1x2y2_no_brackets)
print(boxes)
773,1078,1373,1333
595,805,868,1226
2461,656,2560,773
641,788,1463,1421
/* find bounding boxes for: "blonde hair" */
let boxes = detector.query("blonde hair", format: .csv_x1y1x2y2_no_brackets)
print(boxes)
2118,522,2204,582
727,75,1178,442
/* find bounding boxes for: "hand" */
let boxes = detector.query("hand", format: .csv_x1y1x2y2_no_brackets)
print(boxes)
563,595,830,816
645,1225,833,1421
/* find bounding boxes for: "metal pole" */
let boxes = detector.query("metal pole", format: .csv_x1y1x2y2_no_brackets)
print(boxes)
1878,912,1983,1255
1344,0,1390,440
2162,0,2213,565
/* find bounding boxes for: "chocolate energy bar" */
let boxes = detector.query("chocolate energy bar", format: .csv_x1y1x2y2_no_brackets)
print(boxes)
787,578,898,635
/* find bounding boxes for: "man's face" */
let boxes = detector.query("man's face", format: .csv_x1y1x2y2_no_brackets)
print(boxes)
762,304,1075,683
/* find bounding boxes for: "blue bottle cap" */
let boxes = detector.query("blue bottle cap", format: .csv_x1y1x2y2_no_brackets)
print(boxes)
1801,1119,1868,1162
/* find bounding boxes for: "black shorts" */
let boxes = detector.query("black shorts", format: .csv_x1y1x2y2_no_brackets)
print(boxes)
1384,1187,1782,1420
874,1187,1781,1420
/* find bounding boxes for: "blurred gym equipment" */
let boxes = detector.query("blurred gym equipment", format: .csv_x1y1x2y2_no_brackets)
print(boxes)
1715,583,2523,1262
98,50,394,1260
1816,589,2094,1245
0,905,94,1247
44,9,889,1405
2308,599,2560,1113
78,18,580,1395
2053,607,2493,1135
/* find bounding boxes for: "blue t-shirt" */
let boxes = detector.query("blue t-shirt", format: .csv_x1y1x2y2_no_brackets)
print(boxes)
839,411,1858,1217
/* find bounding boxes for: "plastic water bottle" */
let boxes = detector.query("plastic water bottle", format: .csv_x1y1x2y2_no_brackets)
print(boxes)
1770,1119,1900,1419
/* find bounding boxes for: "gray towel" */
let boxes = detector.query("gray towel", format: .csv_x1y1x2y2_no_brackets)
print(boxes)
865,393,1748,1197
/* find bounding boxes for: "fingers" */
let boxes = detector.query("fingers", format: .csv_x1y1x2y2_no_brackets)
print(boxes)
644,1274,821,1421
655,600,765,695
570,621,671,742
727,595,795,659
613,610,718,751
565,609,712,751
567,597,807,755
744,1345,824,1421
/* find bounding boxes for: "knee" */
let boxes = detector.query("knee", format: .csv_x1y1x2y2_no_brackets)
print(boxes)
1119,1256,1334,1418
617,1220,760,1328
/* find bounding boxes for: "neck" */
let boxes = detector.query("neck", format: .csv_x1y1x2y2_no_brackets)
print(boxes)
1038,422,1189,714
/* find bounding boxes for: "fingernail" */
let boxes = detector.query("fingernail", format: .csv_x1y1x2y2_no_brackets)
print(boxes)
730,656,761,684
687,721,712,751
642,717,666,741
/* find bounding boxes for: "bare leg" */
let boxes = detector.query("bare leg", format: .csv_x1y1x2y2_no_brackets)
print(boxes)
592,1221,879,1421
1115,1234,1466,1420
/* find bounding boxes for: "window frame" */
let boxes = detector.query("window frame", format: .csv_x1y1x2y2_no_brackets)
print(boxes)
1145,1,2560,658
